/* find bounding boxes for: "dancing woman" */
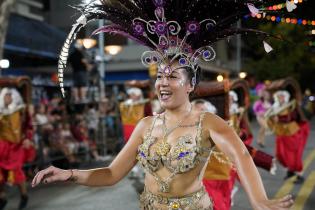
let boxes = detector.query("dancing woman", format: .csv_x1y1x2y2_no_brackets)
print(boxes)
33,1,294,209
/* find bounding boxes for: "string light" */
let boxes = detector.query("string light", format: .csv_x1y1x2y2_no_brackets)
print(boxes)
243,0,312,26
261,0,303,11
246,15,315,27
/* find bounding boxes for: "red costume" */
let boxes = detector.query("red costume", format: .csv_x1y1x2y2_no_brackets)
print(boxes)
268,103,309,172
0,107,35,185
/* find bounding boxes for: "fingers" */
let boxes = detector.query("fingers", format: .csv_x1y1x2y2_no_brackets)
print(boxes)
265,195,294,210
32,166,55,187
42,175,60,184
280,199,294,208
279,194,293,202
277,195,294,209
280,194,294,207
32,170,43,187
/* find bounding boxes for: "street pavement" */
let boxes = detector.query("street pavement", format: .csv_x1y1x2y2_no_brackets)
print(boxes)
3,119,315,210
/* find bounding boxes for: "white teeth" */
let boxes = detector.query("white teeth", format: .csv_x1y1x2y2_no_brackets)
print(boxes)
160,90,172,100
160,91,171,95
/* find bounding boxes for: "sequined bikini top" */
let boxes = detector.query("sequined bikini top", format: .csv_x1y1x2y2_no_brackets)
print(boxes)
136,112,215,193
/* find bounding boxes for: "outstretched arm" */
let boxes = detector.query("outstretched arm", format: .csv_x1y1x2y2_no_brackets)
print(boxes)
204,113,293,210
32,117,151,187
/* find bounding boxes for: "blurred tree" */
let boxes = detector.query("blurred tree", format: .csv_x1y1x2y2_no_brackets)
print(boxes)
243,23,315,91
0,0,16,60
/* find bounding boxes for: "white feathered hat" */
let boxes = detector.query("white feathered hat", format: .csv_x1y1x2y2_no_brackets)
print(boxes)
127,88,143,98
273,90,290,108
0,87,25,113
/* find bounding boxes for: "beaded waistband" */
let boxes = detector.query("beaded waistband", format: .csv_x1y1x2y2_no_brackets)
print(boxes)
140,186,211,210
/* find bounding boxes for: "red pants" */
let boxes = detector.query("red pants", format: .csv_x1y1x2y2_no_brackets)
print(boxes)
0,141,30,185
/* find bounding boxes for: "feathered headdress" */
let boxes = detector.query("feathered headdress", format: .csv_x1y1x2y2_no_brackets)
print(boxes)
58,0,289,97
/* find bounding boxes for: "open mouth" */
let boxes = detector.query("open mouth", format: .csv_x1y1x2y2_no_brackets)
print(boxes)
160,90,172,101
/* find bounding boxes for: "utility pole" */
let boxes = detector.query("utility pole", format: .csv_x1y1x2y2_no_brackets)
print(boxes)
98,19,107,156
98,19,105,99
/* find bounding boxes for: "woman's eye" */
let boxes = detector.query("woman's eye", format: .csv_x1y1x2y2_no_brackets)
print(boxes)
157,75,162,79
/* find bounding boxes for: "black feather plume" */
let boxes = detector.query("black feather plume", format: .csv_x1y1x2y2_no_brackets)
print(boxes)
58,0,286,97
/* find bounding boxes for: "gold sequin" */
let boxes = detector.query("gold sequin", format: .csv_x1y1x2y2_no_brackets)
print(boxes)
170,201,180,209
156,141,171,156
140,186,213,210
137,113,214,193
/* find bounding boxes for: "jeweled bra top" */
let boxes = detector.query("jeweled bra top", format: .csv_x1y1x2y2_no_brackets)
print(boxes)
136,112,215,193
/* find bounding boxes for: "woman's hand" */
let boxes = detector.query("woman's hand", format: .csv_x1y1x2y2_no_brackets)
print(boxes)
32,166,72,187
255,195,294,210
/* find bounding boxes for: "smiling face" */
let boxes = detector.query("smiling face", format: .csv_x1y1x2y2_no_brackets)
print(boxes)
155,62,194,109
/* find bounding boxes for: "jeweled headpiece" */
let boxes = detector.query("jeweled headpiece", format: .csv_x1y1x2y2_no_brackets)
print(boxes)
58,0,292,97
126,1,218,77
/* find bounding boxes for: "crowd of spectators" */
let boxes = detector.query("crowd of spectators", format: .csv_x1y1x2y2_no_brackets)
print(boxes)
26,96,113,178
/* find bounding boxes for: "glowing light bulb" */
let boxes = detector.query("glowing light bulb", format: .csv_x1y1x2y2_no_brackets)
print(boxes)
239,72,247,79
217,75,224,82
0,59,10,69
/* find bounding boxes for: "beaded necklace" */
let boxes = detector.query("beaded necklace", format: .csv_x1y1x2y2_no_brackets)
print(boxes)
156,104,193,157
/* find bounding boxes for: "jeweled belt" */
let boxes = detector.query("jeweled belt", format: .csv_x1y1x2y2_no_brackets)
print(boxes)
141,186,209,210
